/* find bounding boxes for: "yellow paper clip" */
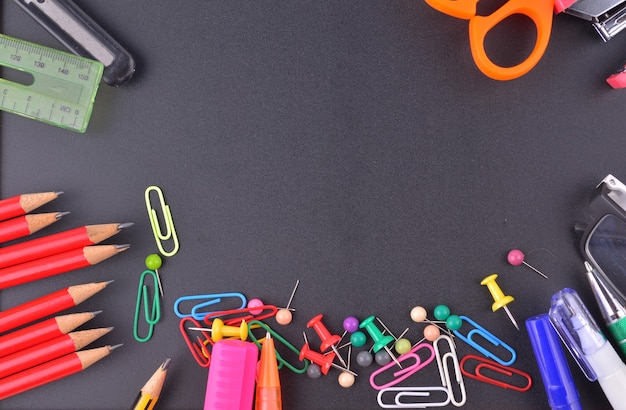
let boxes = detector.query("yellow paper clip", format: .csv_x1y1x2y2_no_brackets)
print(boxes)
145,185,179,257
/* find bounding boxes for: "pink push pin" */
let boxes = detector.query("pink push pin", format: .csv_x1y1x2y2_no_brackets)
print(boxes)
507,249,548,279
247,298,264,315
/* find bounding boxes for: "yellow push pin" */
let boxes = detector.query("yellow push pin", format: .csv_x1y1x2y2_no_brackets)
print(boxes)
188,318,249,342
480,274,519,330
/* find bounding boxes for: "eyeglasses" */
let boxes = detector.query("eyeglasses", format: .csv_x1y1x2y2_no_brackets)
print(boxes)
579,174,626,300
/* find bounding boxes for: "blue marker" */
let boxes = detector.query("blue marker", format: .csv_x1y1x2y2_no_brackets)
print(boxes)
526,314,582,410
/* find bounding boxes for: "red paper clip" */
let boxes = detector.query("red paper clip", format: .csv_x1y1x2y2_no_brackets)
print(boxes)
179,317,214,368
203,305,278,327
460,354,532,392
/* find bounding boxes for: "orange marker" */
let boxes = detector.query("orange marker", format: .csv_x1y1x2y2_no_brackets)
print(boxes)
255,332,282,410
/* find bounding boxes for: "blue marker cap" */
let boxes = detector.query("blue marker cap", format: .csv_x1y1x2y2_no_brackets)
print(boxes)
526,314,582,410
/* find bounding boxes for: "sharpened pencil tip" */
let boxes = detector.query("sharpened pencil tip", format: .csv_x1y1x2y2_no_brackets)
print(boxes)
110,343,123,351
91,310,103,316
117,222,134,230
161,358,172,370
115,244,131,251
105,279,115,285
54,191,64,196
56,211,71,219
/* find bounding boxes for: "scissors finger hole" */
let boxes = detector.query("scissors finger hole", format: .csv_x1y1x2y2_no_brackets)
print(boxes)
483,14,538,68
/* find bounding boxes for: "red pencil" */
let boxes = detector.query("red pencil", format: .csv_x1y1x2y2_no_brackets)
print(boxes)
0,244,129,290
0,344,120,400
0,222,132,269
0,281,110,334
0,212,68,244
0,192,63,222
0,327,112,379
0,312,98,359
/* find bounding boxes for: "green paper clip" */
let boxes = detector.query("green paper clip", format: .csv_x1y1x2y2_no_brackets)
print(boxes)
248,320,309,374
145,185,179,257
133,269,161,342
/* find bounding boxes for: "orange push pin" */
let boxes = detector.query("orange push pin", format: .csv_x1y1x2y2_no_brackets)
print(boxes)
480,274,519,330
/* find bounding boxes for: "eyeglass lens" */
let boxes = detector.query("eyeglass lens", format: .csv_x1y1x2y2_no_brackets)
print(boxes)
585,214,626,297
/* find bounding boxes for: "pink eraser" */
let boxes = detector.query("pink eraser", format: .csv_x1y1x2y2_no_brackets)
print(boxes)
554,0,577,13
607,69,626,89
204,339,259,410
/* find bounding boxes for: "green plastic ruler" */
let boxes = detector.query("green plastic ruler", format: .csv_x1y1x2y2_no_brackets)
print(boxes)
0,33,104,133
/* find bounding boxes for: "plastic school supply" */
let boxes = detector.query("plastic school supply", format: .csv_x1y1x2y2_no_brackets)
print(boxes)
480,274,519,330
423,0,554,80
460,355,532,392
204,339,258,410
145,186,179,257
526,314,582,410
255,332,282,410
452,315,517,366
549,288,626,410
13,0,135,86
0,34,103,132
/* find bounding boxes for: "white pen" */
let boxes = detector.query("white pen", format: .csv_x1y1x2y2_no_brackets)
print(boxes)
549,288,626,410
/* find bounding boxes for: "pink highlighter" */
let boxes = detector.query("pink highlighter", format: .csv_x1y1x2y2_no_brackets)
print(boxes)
204,339,259,410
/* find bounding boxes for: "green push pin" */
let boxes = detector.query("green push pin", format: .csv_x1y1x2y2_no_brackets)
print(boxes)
359,316,402,368
145,253,164,296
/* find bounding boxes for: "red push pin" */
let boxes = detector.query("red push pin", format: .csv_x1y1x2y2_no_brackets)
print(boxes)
307,314,347,367
299,332,356,376
507,249,548,279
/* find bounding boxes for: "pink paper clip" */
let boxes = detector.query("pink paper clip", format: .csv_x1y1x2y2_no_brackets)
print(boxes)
179,317,213,368
203,305,278,327
370,342,436,390
460,354,532,392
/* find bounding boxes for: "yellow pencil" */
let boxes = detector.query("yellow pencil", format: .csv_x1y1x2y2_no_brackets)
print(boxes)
131,358,171,410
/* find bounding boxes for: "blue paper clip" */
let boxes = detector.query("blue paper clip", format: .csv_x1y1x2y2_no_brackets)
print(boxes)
133,270,161,343
173,293,247,320
145,185,179,257
434,335,466,407
452,315,516,366
377,387,451,408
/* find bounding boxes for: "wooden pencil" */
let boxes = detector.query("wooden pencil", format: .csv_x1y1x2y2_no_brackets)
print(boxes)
0,281,110,334
0,327,112,379
131,358,171,410
0,212,68,244
0,223,132,269
0,344,120,400
0,311,99,359
0,244,129,290
0,192,63,222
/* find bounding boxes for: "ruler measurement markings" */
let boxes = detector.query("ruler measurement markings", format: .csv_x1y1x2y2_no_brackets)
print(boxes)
0,34,103,132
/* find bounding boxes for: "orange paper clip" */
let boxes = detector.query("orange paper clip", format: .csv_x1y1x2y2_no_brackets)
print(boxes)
460,354,532,392
179,317,213,368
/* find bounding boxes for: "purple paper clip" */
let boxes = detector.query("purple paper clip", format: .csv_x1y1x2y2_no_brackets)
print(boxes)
370,342,435,390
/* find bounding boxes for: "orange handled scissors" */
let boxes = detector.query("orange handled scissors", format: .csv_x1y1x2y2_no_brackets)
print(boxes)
425,0,554,80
